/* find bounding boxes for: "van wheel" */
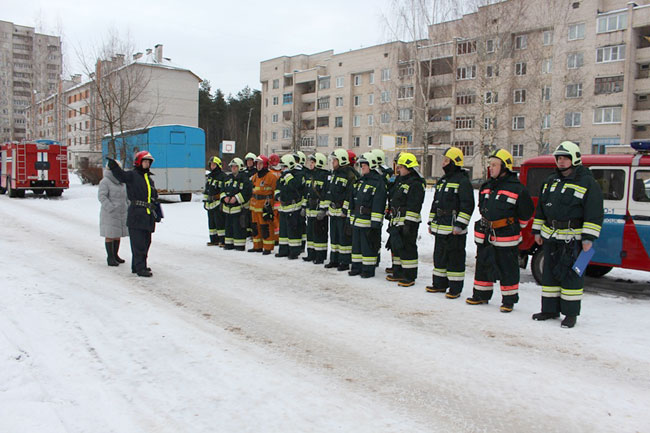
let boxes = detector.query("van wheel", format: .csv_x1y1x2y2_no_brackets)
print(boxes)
531,248,544,285
8,181,17,198
180,193,192,202
585,264,612,278
33,189,44,195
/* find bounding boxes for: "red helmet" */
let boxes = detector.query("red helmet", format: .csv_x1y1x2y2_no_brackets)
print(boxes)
255,154,269,168
269,153,281,167
134,151,154,167
347,150,357,165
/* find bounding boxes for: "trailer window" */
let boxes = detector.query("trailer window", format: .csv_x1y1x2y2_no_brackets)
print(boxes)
591,168,625,201
633,170,650,202
524,167,555,197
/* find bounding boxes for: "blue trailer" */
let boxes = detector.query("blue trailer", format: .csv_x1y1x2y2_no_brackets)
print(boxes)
102,125,205,201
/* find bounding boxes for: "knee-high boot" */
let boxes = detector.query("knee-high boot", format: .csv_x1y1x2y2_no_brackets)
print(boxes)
106,241,119,266
114,239,125,263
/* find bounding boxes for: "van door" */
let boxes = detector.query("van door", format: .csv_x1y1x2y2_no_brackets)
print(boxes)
170,131,188,192
627,167,650,267
590,166,628,266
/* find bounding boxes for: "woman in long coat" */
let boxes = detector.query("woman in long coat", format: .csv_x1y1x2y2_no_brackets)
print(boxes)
98,163,129,266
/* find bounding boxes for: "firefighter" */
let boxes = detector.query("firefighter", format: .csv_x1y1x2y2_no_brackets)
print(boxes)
303,153,330,264
426,147,475,298
466,149,535,312
249,155,278,255
385,152,402,275
106,151,159,277
385,152,425,287
349,152,386,278
243,152,258,178
221,157,253,251
275,154,304,259
269,153,282,243
294,151,308,250
531,141,604,328
321,149,359,271
203,156,226,246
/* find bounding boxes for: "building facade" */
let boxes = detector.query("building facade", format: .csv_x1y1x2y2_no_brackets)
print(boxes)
0,20,62,143
260,0,650,178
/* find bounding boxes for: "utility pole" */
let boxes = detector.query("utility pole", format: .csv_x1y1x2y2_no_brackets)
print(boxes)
245,107,253,152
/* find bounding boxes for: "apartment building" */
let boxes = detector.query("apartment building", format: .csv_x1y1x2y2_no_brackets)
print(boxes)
0,20,62,142
260,0,650,178
28,45,201,168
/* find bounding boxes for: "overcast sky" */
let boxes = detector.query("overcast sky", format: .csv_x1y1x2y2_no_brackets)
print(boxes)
4,0,401,97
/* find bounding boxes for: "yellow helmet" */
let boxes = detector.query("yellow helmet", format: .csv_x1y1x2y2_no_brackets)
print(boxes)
210,156,222,169
358,151,379,170
244,152,257,161
280,153,296,170
553,141,582,166
371,149,386,165
396,152,419,169
309,152,327,169
331,148,350,166
229,157,244,171
444,147,464,167
489,148,514,171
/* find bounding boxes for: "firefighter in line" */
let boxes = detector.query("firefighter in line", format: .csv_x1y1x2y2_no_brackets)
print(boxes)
385,152,402,275
275,154,305,259
203,156,226,246
466,149,535,312
371,148,393,267
106,151,159,277
243,152,258,178
269,153,283,244
531,141,604,328
249,155,279,255
426,147,475,298
221,158,253,251
294,151,308,251
303,153,330,264
385,152,426,287
348,152,387,278
321,149,359,271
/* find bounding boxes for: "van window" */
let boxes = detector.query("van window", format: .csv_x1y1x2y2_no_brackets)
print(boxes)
525,167,556,196
592,168,625,200
633,170,650,202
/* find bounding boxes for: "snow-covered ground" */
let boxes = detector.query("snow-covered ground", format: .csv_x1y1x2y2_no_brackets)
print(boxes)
1,177,649,433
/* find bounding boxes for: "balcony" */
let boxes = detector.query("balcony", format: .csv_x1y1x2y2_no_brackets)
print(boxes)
637,47,650,64
634,77,650,94
301,110,316,120
632,109,650,125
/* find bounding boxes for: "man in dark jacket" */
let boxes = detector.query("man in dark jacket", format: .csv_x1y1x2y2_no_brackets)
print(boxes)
303,153,330,264
107,151,159,277
203,156,226,246
531,141,604,328
275,154,305,259
222,158,253,251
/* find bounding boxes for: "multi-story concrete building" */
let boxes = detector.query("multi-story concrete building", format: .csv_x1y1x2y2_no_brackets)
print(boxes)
28,44,201,168
260,0,650,178
0,21,62,143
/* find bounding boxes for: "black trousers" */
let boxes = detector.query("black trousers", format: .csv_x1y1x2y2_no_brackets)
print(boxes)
207,208,225,244
129,227,152,273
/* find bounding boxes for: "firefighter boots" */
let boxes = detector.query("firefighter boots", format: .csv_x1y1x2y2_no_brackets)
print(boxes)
466,297,489,305
445,293,460,299
532,312,560,321
500,303,514,313
561,316,577,328
425,286,446,293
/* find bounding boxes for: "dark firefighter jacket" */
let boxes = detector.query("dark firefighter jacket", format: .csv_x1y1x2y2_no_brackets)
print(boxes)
321,165,359,218
221,171,252,215
107,160,158,232
349,169,387,229
304,168,330,217
388,171,425,227
203,167,227,210
276,168,305,213
428,167,474,235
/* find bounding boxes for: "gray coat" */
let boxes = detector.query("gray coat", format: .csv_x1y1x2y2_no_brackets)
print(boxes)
98,169,129,238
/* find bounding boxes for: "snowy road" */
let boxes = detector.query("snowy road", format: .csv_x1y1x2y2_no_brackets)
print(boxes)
1,182,649,433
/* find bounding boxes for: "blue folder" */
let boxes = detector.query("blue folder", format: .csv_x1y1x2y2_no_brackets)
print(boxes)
572,248,596,277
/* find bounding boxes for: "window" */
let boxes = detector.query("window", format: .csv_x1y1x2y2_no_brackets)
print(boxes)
271,131,278,141
597,13,627,33
317,116,329,127
272,79,279,89
397,132,413,144
592,137,620,155
381,68,391,81
368,94,374,105
318,77,330,90
514,89,526,103
353,136,361,147
335,116,343,127
282,128,291,139
301,136,314,147
336,76,345,88
566,83,583,98
541,114,551,129
567,52,584,69
457,90,476,105
564,112,582,127
272,96,279,105
457,40,476,55
455,116,475,129
283,92,293,104
597,45,626,63
454,141,474,156
317,135,329,147
515,62,527,76
367,136,373,147
485,91,498,104
381,90,391,103
398,85,414,99
367,114,374,126
595,76,624,95
512,116,525,130
354,95,361,106
593,168,626,201
543,30,553,46
484,117,497,130
398,64,414,77
542,58,552,74
457,65,476,80
486,65,499,78
515,34,527,50
334,136,343,147
381,112,391,124
369,72,374,84
568,23,585,40
542,86,552,101
398,108,413,121
318,96,330,110
353,115,361,127
271,113,279,123
354,75,362,86
512,143,524,157
594,106,622,124
335,96,344,107
486,39,496,53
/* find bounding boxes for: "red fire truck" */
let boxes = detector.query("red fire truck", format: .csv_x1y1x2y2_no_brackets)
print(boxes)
0,140,69,198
